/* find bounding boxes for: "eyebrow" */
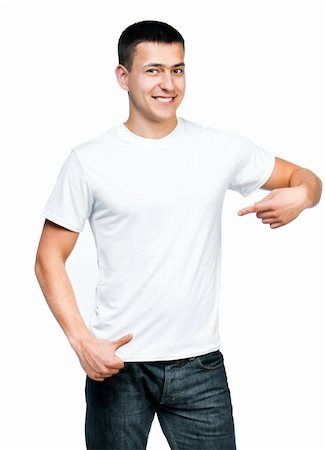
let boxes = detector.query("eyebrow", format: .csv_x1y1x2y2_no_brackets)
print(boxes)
142,62,185,69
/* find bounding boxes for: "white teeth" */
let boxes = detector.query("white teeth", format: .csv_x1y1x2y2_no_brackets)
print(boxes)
155,97,173,103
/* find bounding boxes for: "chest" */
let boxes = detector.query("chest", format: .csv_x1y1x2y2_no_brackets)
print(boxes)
88,142,232,215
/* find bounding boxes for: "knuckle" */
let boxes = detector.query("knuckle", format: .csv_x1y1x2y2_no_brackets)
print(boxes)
104,358,114,368
97,366,111,377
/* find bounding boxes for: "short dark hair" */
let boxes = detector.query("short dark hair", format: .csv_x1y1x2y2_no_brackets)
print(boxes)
118,20,185,72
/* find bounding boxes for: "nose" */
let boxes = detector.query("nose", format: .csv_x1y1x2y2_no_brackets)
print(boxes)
158,72,176,92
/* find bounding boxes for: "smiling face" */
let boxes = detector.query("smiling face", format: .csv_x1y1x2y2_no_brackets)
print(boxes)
115,41,186,135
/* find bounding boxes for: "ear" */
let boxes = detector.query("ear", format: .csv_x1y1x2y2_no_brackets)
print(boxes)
115,64,129,92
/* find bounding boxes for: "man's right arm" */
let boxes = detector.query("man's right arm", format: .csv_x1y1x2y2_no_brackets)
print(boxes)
34,219,133,381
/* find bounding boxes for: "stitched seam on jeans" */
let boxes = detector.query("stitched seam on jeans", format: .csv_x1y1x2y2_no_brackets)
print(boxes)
196,353,224,370
172,364,181,403
160,367,169,404
159,414,179,450
113,407,154,417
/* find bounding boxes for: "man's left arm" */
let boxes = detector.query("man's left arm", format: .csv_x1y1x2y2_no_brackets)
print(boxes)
238,157,322,228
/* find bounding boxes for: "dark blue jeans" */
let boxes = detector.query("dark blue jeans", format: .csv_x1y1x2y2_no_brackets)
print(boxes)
85,349,236,450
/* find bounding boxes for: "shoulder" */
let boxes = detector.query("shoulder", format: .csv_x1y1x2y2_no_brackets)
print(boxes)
71,125,121,165
180,117,226,142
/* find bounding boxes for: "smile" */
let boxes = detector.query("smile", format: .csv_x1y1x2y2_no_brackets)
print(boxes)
152,96,175,104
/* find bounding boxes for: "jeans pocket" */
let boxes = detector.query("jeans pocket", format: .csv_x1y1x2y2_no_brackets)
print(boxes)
195,350,224,370
117,362,130,373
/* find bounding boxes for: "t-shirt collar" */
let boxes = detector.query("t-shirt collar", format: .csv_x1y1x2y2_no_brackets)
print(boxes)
117,117,184,145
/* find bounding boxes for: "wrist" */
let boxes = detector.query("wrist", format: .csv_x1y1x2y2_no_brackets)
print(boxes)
298,182,314,209
68,330,94,355
289,167,322,209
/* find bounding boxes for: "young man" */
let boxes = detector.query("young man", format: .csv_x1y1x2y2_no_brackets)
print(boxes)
35,20,322,450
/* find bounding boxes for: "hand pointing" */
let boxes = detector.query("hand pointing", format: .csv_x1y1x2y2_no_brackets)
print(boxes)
238,186,308,229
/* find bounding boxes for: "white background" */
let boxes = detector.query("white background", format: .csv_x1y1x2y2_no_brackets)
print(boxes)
1,0,324,449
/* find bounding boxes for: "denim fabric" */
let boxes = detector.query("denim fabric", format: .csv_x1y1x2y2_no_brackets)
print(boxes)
85,350,236,450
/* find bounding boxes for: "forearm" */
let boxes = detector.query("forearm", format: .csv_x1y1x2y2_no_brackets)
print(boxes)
34,258,93,350
289,167,322,208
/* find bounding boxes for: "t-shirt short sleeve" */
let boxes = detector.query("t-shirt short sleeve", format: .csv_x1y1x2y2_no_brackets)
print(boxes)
40,149,94,232
227,131,275,197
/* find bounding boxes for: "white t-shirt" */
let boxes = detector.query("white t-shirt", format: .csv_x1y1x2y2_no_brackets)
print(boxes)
41,116,275,362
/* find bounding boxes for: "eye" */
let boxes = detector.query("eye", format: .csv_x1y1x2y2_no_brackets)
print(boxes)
146,69,158,74
174,69,184,74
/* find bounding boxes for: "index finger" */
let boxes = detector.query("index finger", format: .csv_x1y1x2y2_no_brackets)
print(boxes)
238,204,257,216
